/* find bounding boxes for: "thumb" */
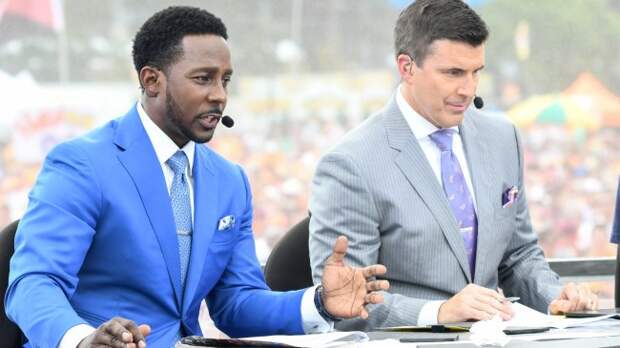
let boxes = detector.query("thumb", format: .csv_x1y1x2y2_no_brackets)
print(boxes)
549,299,572,315
328,236,348,264
139,324,151,337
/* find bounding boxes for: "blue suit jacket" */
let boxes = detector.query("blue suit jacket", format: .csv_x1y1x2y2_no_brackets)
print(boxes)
5,106,305,347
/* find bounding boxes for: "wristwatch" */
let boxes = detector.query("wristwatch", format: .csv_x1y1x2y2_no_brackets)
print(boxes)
314,285,342,322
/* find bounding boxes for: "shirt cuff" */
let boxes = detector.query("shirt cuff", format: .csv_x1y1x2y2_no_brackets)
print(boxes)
418,300,445,326
301,285,334,333
59,324,96,348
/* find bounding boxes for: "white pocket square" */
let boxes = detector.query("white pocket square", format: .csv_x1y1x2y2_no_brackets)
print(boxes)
218,215,235,231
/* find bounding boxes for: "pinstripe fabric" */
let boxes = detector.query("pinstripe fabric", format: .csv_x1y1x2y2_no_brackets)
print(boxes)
309,94,562,331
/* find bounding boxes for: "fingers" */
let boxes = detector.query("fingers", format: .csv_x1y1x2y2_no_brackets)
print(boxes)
469,308,495,321
138,324,151,338
576,284,589,310
104,319,135,344
438,285,515,323
364,292,384,304
561,282,579,301
328,236,348,264
575,283,597,310
365,279,390,292
116,317,147,346
361,264,387,278
591,294,599,310
550,299,573,314
553,283,598,313
481,299,513,321
359,307,369,320
92,333,130,348
470,294,502,318
91,317,148,348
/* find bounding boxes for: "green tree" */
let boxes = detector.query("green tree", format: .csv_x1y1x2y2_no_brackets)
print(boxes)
480,0,620,96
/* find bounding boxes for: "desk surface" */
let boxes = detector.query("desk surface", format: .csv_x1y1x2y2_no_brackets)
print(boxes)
368,330,620,347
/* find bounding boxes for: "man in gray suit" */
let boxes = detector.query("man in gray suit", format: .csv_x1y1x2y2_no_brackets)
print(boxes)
309,0,598,330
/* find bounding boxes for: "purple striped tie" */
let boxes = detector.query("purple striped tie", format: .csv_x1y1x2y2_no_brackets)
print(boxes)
429,129,478,278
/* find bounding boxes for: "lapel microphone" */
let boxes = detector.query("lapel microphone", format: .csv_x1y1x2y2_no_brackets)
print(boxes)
473,96,484,109
221,115,235,128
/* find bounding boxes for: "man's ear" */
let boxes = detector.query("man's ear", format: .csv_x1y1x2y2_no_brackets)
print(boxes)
397,54,415,81
139,66,163,98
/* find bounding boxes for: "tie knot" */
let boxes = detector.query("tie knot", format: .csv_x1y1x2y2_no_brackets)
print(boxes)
167,151,189,175
429,129,454,152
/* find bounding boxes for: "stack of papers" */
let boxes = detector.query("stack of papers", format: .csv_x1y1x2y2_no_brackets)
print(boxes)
244,331,369,348
506,303,618,329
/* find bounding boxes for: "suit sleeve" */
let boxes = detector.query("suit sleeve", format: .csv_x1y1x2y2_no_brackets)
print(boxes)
309,152,430,329
497,125,562,312
5,141,101,347
206,166,306,338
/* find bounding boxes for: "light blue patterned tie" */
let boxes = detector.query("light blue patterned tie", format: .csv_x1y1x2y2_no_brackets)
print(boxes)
429,129,478,278
166,151,192,288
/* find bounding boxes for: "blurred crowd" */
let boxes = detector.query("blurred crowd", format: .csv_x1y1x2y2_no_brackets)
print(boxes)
2,102,620,263
524,125,619,258
1,104,619,265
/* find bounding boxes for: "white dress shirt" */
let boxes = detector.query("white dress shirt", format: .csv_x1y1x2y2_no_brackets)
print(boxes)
59,103,331,347
396,85,478,325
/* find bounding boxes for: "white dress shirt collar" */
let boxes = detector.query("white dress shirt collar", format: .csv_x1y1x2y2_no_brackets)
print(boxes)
137,102,195,176
395,84,459,139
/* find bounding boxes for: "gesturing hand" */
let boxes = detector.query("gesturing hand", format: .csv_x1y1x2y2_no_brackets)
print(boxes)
321,236,389,319
78,317,151,348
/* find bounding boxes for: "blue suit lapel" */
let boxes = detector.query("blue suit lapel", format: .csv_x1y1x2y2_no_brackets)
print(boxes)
183,144,218,310
113,105,183,307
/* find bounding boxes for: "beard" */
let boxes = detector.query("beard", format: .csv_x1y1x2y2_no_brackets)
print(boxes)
165,88,215,144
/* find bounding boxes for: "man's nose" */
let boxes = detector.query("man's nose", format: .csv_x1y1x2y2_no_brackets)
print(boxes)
208,81,227,103
457,75,478,98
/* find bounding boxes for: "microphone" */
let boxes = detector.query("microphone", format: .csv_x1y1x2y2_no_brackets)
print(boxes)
473,96,484,109
221,115,235,128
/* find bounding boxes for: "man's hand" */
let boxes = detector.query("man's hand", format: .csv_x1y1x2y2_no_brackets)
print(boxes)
438,284,514,323
320,236,389,320
549,282,598,314
78,317,151,348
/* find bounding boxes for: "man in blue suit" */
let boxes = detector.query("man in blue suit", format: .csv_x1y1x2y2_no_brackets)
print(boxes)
5,6,389,348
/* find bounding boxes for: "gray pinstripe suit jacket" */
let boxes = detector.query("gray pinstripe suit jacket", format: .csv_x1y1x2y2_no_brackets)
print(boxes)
309,95,562,330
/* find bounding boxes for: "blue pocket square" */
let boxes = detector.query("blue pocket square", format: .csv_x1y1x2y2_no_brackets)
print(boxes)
502,186,519,208
218,215,235,231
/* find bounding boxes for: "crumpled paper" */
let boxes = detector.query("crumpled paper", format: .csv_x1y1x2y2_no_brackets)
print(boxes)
469,315,511,347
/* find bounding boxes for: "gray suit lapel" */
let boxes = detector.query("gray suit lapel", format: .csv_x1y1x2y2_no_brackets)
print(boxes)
384,97,472,282
459,114,493,284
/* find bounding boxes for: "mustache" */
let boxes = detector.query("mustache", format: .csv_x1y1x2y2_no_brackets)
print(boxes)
197,108,223,118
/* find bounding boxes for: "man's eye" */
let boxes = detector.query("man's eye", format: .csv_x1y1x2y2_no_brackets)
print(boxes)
222,77,231,87
194,75,211,83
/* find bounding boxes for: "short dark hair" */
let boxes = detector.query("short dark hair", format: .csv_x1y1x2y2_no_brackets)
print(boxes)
132,6,228,75
394,0,488,65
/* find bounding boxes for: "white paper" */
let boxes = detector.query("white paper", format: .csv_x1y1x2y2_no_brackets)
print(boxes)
244,331,369,348
512,328,620,341
469,315,510,346
505,303,617,329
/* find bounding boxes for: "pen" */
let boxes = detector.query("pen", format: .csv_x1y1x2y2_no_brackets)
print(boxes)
497,288,519,303
399,336,458,343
